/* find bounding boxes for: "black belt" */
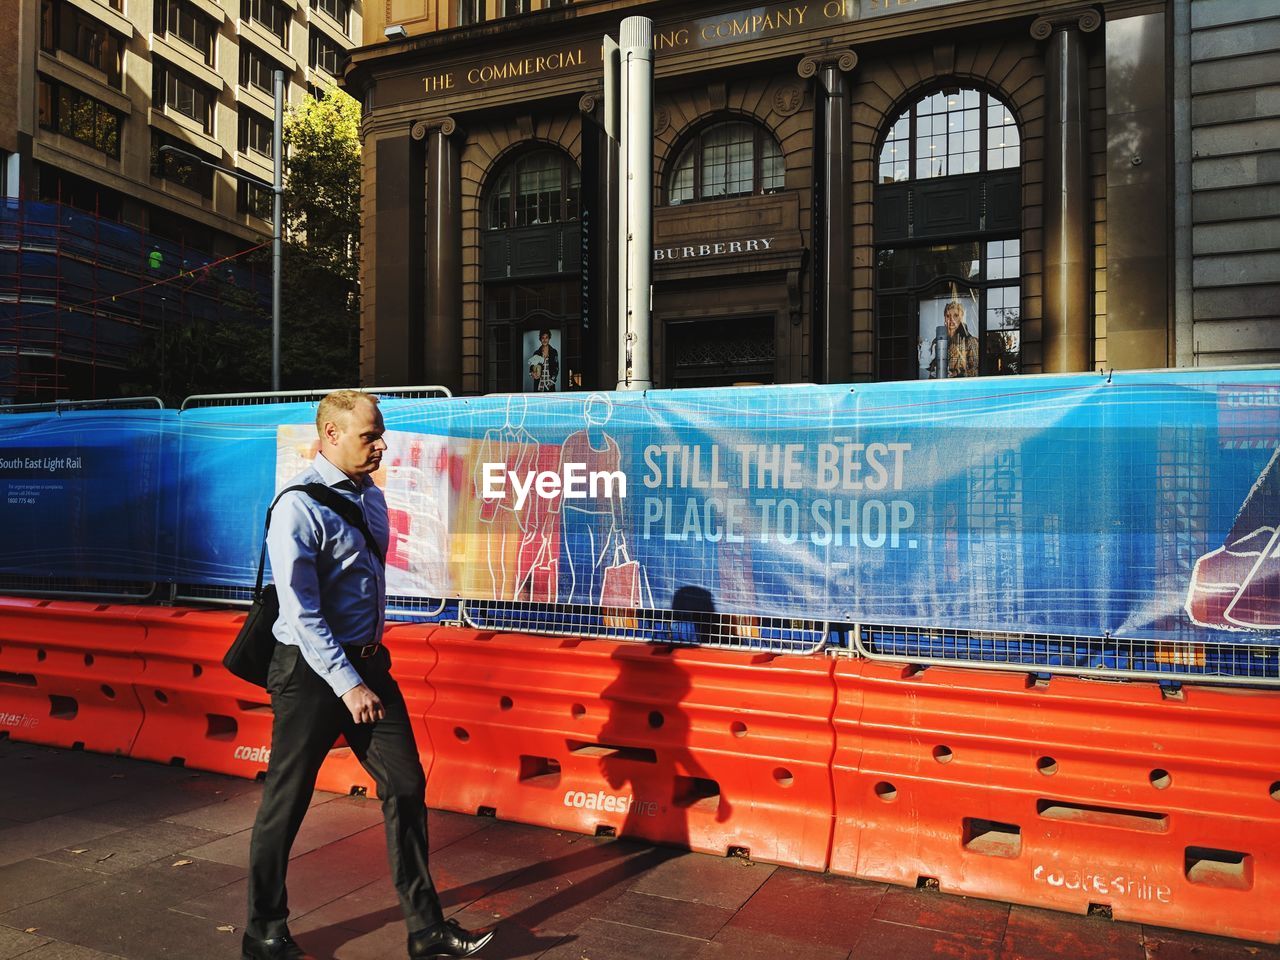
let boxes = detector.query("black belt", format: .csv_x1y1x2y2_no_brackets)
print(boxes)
347,641,382,658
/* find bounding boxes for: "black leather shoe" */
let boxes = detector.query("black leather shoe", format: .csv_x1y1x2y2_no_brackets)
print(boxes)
241,932,315,960
408,919,496,959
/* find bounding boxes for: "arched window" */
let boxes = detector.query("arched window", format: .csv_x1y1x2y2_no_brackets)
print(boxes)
666,120,785,205
485,149,580,229
878,88,1019,182
874,88,1022,381
481,147,582,393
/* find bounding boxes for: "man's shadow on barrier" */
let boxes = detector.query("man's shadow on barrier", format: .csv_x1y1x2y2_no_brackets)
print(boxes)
302,587,728,959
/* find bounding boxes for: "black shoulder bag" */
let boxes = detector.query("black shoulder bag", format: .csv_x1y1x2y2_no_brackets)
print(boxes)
223,483,385,688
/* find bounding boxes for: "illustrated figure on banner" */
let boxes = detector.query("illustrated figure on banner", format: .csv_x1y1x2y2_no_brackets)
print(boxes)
1186,446,1280,630
555,393,650,614
474,395,540,599
512,432,563,604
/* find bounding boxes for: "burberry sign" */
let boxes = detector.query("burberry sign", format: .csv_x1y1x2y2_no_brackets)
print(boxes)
653,238,777,262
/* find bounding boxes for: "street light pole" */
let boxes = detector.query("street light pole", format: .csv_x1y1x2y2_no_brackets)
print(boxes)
271,69,283,391
157,72,285,390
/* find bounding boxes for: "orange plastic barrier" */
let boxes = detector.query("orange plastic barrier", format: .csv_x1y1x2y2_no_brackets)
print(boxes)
421,628,836,870
128,610,436,798
6,596,1278,944
829,660,1280,943
0,597,146,755
129,606,425,798
128,606,286,779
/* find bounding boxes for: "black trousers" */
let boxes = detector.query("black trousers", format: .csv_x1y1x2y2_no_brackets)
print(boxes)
246,642,444,940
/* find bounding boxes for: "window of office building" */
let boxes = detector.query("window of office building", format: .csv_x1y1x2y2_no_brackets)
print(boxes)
154,0,216,65
308,27,340,75
40,0,123,86
150,130,214,197
152,60,215,132
237,179,273,219
309,0,349,33
239,44,283,93
459,0,485,27
241,0,288,47
485,149,579,230
37,78,122,157
238,108,272,157
874,88,1022,381
666,120,784,205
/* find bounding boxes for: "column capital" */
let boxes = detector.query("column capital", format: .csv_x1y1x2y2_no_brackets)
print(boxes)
578,88,601,116
1030,7,1102,40
797,48,857,79
410,116,458,140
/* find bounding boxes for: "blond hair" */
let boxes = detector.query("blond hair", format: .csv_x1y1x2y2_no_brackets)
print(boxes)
316,389,378,435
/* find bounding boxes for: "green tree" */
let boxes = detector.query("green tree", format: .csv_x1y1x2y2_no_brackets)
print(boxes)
278,82,362,390
284,83,361,277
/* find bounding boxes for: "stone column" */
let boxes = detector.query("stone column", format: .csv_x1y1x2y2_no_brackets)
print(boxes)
799,49,857,384
1104,12,1170,369
371,130,424,386
413,117,462,393
580,92,618,391
1033,8,1101,372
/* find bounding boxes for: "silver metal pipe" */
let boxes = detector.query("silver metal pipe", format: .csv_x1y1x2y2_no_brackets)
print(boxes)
272,69,284,392
616,16,653,390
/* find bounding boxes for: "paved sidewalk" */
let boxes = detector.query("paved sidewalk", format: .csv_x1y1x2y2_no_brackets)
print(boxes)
0,738,1274,960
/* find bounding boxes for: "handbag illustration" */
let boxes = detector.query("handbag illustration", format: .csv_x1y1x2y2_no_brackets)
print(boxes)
224,483,384,688
600,539,644,629
529,535,559,603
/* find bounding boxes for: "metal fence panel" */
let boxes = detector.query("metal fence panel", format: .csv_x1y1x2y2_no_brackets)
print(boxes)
180,386,451,409
460,598,829,654
852,621,1280,685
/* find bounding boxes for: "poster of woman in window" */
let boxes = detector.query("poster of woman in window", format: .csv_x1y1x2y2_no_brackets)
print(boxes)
918,289,980,379
524,327,561,392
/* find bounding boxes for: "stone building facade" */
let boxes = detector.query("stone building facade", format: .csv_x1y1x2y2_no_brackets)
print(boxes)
337,0,1275,393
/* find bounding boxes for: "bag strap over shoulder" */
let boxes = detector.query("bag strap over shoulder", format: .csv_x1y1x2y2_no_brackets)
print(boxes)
252,481,385,599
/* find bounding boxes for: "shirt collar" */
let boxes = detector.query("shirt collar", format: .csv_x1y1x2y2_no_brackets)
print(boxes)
314,452,367,491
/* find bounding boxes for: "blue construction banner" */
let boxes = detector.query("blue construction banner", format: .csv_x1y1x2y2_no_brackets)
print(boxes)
1,370,1278,644
0,408,177,581
170,398,458,597
437,374,1279,644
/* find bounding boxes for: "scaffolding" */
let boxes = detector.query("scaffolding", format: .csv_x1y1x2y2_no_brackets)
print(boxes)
0,198,270,403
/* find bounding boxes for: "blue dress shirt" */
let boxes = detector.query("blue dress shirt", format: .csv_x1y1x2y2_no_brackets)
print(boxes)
267,452,389,697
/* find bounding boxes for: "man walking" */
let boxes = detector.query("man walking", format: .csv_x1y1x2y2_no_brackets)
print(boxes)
243,390,494,960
